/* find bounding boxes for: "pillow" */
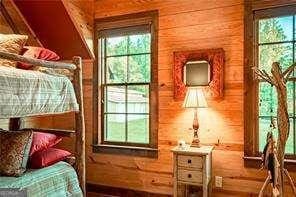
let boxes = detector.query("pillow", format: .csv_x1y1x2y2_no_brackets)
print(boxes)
17,46,60,70
0,130,33,176
29,132,62,156
0,34,28,67
29,148,71,169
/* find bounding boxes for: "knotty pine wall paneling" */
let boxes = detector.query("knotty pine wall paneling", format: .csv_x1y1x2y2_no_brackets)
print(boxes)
90,0,296,196
0,11,13,33
91,0,246,195
64,0,94,56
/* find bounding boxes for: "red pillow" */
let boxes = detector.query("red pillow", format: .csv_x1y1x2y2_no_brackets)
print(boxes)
29,148,71,169
18,46,60,69
29,132,62,156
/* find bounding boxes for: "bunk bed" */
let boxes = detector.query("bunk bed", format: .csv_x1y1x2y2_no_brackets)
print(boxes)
0,51,86,196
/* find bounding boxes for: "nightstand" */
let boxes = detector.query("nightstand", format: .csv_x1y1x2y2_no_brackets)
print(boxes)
171,146,214,197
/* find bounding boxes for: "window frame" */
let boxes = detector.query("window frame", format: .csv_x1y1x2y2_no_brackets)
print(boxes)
93,11,159,157
244,3,296,168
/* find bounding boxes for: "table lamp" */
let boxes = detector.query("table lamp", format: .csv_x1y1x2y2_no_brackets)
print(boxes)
183,87,208,147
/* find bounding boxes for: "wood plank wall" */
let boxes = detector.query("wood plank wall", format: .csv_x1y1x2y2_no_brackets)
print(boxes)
65,0,94,56
88,0,296,196
0,10,13,33
1,0,296,195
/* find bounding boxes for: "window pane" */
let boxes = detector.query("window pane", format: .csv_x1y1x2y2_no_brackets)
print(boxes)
128,54,150,83
105,114,126,142
286,118,294,154
106,36,127,56
259,82,277,117
127,85,149,113
294,43,296,77
259,117,294,154
259,43,293,73
128,34,151,54
106,56,127,83
105,86,126,113
257,14,295,156
287,81,294,117
127,115,149,143
259,16,293,44
259,81,295,117
259,117,277,151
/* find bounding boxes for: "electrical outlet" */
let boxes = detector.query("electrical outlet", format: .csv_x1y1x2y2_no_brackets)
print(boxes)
215,176,223,188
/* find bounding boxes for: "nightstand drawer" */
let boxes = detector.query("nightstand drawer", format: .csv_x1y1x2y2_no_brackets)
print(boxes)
178,169,202,183
178,155,202,169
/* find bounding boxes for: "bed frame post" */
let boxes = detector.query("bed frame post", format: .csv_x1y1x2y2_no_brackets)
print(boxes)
9,118,21,130
73,56,86,195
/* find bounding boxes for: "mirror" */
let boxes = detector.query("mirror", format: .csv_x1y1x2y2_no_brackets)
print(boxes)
183,60,210,86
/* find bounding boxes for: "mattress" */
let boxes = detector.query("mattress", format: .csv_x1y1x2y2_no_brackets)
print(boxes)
0,66,78,118
0,161,82,197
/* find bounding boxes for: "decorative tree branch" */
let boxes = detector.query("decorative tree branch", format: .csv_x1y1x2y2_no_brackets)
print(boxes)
262,69,276,85
282,62,296,82
284,169,296,195
255,62,295,196
252,67,274,85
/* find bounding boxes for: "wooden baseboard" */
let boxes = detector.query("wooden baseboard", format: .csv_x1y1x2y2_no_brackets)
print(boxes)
212,188,258,197
86,183,257,197
86,183,171,197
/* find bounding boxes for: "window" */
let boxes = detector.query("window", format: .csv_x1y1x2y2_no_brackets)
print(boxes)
257,15,295,154
93,11,158,157
244,5,296,164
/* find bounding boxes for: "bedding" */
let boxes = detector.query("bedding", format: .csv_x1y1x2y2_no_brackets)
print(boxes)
0,66,78,118
29,148,71,169
0,161,82,197
29,132,62,156
18,46,60,70
0,130,33,176
0,34,28,67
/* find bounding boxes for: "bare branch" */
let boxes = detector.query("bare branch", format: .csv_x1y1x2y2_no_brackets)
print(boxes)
282,62,296,80
252,67,273,84
262,69,275,84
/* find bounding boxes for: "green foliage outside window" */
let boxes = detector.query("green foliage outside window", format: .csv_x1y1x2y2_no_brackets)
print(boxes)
258,16,295,154
102,33,151,144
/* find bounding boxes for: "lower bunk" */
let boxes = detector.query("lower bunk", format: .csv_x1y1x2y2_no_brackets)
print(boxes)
0,161,82,197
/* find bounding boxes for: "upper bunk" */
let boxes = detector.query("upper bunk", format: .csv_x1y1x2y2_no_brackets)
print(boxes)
0,51,80,119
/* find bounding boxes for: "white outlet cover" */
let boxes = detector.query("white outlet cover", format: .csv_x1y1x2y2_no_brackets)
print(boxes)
215,176,223,188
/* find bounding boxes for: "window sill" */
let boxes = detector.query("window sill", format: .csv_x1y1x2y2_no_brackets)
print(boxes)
244,156,296,171
92,144,158,158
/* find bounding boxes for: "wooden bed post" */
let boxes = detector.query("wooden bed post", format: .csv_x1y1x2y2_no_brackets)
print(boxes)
73,56,86,195
9,118,21,130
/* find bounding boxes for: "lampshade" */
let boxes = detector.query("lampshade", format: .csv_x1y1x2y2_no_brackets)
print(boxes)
183,87,208,108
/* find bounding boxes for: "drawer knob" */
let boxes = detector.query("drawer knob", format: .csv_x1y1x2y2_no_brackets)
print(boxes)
188,174,192,178
187,159,192,164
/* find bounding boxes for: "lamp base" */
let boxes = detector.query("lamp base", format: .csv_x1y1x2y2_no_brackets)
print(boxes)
190,129,201,148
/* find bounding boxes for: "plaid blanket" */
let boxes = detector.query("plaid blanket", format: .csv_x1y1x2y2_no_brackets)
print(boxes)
0,161,82,197
0,66,78,118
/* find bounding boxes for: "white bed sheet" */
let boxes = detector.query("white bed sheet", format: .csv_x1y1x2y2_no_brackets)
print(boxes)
0,66,78,118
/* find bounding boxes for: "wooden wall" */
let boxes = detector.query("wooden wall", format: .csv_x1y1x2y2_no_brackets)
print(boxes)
0,11,13,33
88,0,296,196
65,0,94,56
1,0,296,195
91,0,245,195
